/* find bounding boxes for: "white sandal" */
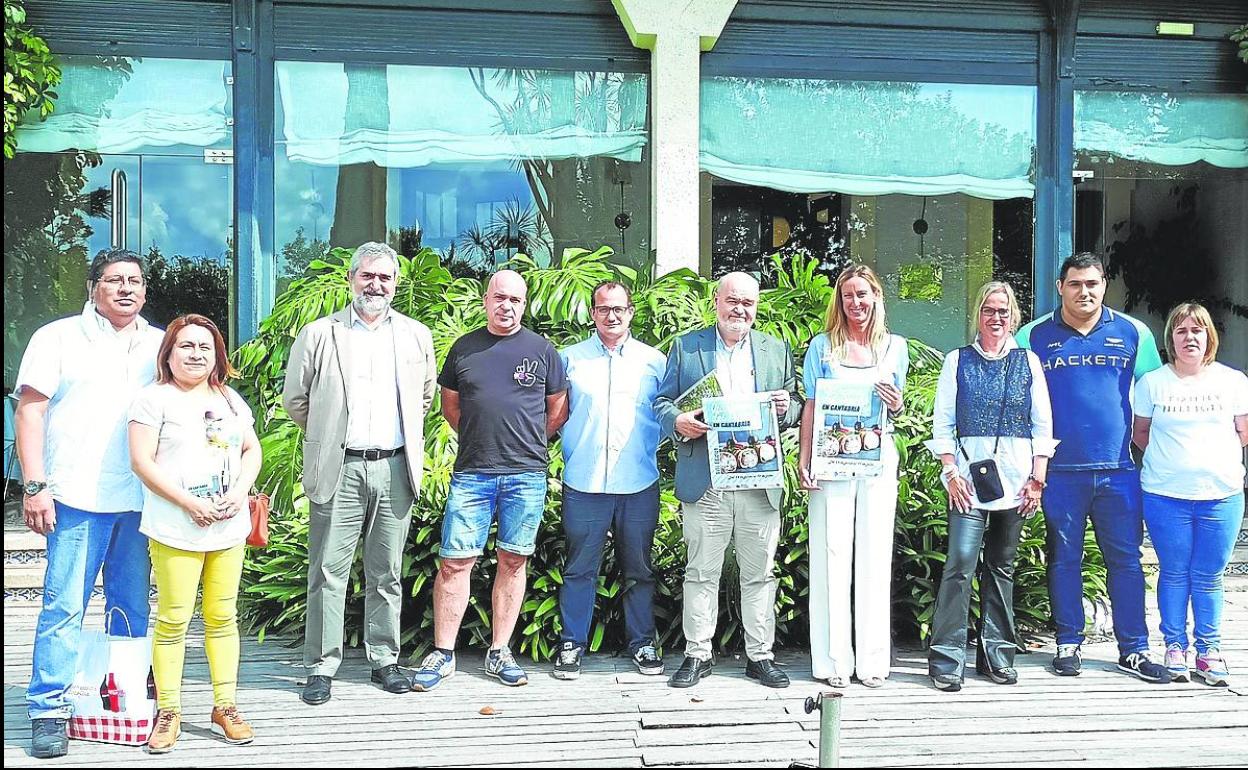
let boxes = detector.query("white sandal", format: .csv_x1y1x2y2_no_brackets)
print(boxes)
826,676,848,688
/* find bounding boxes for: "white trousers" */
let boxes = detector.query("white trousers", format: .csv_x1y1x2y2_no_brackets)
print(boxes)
808,443,899,681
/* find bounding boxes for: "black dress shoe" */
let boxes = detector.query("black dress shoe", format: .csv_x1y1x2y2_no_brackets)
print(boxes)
745,658,790,688
668,656,714,688
302,675,332,705
372,664,412,693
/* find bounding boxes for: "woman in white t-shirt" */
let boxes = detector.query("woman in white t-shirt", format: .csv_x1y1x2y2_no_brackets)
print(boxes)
129,314,261,753
1132,303,1248,688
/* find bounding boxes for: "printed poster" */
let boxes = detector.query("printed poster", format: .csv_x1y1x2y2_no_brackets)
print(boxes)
812,378,885,480
703,394,783,491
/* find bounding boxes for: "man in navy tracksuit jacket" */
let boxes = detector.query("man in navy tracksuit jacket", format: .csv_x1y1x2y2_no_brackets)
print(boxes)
1017,252,1170,684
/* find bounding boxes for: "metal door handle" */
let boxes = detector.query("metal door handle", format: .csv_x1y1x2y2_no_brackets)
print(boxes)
110,168,128,250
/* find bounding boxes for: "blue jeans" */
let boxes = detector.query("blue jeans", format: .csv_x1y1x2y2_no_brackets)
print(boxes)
1142,492,1244,654
27,502,150,719
440,471,547,557
1043,468,1149,655
558,483,659,654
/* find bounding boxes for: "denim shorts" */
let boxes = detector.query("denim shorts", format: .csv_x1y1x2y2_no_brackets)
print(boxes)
440,471,547,558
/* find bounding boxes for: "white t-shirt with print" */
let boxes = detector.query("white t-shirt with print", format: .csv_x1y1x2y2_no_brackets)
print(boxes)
129,383,255,551
1133,362,1248,500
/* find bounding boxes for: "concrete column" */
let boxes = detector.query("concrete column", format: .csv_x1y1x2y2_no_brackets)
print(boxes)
612,0,738,276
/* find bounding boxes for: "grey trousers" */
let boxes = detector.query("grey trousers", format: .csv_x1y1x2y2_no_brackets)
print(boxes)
305,454,414,676
681,488,781,662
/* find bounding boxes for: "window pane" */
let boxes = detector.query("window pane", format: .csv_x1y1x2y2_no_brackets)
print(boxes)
275,62,651,286
704,79,1036,352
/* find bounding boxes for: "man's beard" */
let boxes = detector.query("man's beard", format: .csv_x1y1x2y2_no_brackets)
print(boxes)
354,293,391,315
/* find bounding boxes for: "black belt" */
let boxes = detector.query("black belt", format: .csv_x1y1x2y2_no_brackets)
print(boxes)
344,447,405,460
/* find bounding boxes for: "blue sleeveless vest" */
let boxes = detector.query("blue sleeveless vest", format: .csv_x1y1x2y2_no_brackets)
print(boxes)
954,347,1033,439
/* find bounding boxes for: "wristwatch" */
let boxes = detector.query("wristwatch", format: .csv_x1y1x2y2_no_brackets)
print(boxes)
22,480,48,496
1026,474,1047,489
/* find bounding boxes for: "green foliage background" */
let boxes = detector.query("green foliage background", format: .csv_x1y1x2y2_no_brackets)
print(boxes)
235,246,1107,661
3,0,60,160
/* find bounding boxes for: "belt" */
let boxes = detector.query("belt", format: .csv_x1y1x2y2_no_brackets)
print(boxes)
344,447,405,460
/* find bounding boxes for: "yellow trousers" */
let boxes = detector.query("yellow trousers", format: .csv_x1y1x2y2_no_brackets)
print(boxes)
149,540,245,712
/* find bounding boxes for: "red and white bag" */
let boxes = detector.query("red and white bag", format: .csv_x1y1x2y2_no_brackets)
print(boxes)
66,611,156,745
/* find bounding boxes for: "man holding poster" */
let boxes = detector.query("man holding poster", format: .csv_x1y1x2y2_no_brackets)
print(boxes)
654,272,801,689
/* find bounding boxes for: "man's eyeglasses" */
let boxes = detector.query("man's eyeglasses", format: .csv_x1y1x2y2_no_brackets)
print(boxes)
980,307,1011,318
97,276,146,289
592,305,633,317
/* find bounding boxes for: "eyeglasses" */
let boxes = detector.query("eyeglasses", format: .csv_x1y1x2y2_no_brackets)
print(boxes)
592,305,633,317
97,276,145,289
980,307,1011,318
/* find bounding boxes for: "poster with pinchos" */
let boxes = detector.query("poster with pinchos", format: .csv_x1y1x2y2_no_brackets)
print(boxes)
812,378,885,479
703,394,783,491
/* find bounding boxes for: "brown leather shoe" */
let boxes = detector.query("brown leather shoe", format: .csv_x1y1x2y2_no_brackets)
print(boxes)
211,705,255,745
146,710,181,754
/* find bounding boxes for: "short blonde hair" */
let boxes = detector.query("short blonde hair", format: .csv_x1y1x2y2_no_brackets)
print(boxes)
1164,302,1219,366
974,281,1022,333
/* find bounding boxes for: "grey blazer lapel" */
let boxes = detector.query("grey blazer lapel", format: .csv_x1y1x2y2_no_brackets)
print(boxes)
696,327,717,384
330,307,354,416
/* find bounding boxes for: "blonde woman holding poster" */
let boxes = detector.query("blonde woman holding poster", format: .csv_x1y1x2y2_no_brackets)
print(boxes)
798,265,907,688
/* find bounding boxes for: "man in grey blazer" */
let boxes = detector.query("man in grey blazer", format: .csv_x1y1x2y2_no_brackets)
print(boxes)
282,242,436,704
654,272,801,689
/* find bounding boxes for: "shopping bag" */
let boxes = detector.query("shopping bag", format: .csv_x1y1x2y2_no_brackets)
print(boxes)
66,610,156,745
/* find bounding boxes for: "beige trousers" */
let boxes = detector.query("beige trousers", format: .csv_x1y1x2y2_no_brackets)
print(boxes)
681,488,781,662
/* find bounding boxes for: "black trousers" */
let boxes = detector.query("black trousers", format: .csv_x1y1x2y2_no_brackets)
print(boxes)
928,507,1026,678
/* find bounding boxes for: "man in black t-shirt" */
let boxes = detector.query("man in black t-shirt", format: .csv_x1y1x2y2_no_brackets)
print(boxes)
411,270,569,691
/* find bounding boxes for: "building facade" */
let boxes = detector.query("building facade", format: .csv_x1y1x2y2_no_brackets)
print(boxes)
4,0,1246,390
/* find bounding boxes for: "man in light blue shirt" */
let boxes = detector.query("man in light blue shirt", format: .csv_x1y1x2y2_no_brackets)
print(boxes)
553,281,667,681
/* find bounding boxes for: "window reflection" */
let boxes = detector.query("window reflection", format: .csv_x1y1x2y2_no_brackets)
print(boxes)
702,78,1037,352
274,62,651,288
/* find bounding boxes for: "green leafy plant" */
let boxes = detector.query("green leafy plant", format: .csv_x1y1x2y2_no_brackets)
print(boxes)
1232,25,1248,65
235,247,1108,659
4,0,61,160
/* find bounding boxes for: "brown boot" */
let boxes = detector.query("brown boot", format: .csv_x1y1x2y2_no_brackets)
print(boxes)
211,705,255,745
146,710,180,754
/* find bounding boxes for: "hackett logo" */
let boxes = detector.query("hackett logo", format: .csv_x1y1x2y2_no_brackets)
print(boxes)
1043,354,1131,370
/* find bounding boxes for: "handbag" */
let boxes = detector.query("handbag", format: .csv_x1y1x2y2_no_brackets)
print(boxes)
216,385,270,548
247,492,270,548
956,351,1015,504
67,609,156,746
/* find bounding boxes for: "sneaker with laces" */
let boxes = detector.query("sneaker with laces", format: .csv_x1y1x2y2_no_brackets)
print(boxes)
1053,644,1082,676
485,646,528,686
1194,650,1230,687
1118,651,1172,683
632,644,665,676
211,705,255,745
146,709,181,754
410,650,456,692
552,642,583,681
30,717,69,759
1164,644,1190,683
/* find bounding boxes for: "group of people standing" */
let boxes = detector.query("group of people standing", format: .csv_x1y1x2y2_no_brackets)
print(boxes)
17,244,1246,761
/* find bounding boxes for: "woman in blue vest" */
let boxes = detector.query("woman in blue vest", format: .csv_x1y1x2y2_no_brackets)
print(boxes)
925,281,1057,691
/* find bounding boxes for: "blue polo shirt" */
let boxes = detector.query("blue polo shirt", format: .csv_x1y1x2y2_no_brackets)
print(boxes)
1016,307,1162,471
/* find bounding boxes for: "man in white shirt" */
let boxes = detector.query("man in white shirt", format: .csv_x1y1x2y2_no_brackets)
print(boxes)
282,242,436,705
16,249,165,759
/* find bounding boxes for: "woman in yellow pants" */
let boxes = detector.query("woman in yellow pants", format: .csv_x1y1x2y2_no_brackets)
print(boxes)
130,314,261,753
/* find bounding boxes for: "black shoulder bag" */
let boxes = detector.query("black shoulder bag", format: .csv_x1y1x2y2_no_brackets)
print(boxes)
958,351,1015,503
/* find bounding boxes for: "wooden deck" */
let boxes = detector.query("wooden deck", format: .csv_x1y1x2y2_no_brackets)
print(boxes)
5,587,1247,768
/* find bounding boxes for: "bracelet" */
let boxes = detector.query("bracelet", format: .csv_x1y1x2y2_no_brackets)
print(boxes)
1027,474,1047,489
941,465,959,481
